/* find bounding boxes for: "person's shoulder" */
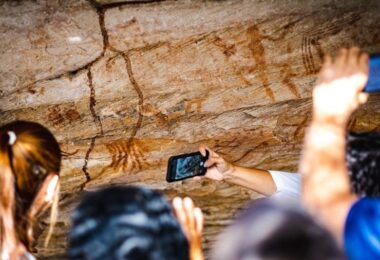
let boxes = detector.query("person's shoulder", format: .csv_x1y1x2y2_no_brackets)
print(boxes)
344,197,380,259
348,197,380,216
345,197,380,231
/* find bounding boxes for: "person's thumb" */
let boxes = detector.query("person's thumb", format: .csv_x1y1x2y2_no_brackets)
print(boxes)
358,92,369,105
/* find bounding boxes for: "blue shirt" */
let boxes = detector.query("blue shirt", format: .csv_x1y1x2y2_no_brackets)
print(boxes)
344,198,380,260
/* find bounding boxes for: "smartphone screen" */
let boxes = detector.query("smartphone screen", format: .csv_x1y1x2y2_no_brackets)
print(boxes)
166,152,208,182
364,55,380,93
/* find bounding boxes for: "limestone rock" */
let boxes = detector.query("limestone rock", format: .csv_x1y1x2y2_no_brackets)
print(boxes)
0,0,380,259
96,0,154,4
0,0,103,100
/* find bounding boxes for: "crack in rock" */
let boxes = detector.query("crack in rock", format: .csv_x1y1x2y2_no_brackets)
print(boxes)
81,136,96,190
80,0,157,188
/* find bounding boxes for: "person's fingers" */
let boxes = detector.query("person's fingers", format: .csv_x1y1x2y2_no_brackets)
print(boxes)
318,55,333,82
350,51,370,93
205,155,226,168
172,197,183,216
204,156,219,168
173,197,187,229
335,48,348,73
208,150,223,165
210,152,220,159
358,52,369,77
358,92,369,105
184,197,195,230
205,166,217,175
199,144,207,157
208,148,219,159
347,47,360,69
200,145,217,159
193,176,202,181
320,55,332,72
194,207,204,234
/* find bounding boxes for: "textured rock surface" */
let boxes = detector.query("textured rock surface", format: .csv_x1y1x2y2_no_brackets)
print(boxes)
0,0,380,258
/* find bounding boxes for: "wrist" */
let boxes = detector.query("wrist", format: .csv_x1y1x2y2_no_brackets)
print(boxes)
190,247,204,260
189,238,204,260
222,164,236,181
305,120,346,154
312,113,348,129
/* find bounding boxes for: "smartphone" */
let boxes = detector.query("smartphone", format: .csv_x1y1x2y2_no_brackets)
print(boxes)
364,55,380,93
166,151,209,182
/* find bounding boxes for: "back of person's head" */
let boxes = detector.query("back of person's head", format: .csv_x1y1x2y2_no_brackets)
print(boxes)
69,186,189,260
346,132,380,197
211,199,343,260
0,120,61,253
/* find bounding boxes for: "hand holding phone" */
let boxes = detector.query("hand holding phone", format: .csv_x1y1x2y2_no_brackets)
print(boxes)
166,146,235,182
166,151,209,182
199,145,234,181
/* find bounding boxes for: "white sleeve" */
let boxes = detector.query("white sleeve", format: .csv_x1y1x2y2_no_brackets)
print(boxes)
268,170,301,201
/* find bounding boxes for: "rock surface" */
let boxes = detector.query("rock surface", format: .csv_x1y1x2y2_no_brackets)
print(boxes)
0,0,380,258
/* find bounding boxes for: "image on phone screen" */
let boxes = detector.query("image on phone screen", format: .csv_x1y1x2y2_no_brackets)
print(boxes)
166,152,208,182
175,154,203,179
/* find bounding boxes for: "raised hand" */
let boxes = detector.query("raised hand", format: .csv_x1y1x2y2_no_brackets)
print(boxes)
199,145,235,181
173,197,204,260
313,47,369,126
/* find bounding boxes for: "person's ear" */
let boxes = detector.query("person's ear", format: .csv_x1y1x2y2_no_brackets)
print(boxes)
29,173,59,217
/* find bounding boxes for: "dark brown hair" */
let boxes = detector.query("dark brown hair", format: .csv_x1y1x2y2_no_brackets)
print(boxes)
0,121,61,255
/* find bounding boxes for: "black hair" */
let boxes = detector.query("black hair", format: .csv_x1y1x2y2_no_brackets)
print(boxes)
346,132,380,197
211,199,343,260
68,186,189,260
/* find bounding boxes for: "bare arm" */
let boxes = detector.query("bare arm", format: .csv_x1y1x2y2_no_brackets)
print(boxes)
301,119,356,240
300,47,369,241
199,145,276,196
224,166,276,196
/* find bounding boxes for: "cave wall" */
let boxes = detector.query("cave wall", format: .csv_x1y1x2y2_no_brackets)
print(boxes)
1,0,380,258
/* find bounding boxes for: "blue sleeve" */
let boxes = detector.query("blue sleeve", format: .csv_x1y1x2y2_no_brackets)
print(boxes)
344,198,380,260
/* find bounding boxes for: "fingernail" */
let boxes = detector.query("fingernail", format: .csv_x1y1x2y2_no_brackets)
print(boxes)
194,207,202,214
173,197,181,207
184,197,193,207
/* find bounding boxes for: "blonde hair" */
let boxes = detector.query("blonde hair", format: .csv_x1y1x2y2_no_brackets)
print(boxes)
45,181,60,247
0,121,61,255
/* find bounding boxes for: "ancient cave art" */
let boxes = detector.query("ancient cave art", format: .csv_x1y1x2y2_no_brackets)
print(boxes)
46,2,368,194
302,13,361,74
105,138,148,173
1,0,379,258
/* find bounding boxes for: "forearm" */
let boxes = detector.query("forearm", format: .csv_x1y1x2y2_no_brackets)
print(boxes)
301,119,356,238
223,166,276,196
302,120,348,202
300,47,367,241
